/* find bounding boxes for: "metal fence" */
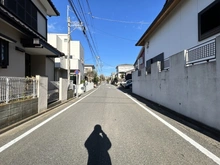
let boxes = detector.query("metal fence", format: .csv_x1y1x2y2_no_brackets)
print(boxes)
0,76,37,104
186,39,216,65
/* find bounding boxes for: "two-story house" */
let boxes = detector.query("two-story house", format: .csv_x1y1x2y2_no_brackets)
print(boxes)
0,0,64,80
48,33,84,84
116,64,134,80
84,64,95,82
134,0,220,131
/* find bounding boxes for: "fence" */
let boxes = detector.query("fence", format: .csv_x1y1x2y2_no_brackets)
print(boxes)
0,76,37,104
186,39,216,65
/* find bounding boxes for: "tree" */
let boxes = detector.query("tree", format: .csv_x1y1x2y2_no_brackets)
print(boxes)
93,71,99,84
84,70,95,82
100,74,105,81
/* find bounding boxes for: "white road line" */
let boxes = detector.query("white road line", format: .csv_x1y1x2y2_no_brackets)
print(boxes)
124,93,220,165
0,89,98,153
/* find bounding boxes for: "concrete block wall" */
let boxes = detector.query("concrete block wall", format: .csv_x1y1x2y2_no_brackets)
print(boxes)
133,36,220,131
0,98,38,129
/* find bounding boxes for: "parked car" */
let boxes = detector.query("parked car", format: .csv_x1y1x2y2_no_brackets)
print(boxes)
120,80,127,86
123,79,132,88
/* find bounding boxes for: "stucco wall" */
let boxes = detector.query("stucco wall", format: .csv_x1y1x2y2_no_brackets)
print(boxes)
133,36,220,131
0,20,25,77
145,0,218,61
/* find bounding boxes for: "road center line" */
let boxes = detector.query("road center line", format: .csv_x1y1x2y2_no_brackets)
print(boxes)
0,88,98,153
124,93,220,165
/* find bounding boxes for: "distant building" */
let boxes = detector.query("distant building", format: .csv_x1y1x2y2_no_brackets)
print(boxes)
116,64,134,80
84,64,95,82
48,33,84,83
84,64,95,73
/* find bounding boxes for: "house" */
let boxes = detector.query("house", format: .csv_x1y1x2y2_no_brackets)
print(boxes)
84,64,95,82
48,33,84,84
84,64,95,73
116,64,134,80
0,0,64,80
134,0,220,131
134,47,145,76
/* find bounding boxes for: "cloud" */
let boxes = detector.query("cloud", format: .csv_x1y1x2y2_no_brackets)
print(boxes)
47,22,65,33
48,22,57,32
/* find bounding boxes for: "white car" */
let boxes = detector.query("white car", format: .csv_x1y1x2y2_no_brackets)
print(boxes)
122,79,132,88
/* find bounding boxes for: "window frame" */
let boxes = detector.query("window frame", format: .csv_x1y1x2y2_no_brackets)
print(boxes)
0,38,9,68
198,0,220,41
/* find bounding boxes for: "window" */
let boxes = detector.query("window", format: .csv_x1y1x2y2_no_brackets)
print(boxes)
139,56,143,64
0,39,9,68
198,0,220,41
4,0,38,31
146,53,164,74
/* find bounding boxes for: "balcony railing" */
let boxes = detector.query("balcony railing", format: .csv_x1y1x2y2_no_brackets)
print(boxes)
186,39,216,65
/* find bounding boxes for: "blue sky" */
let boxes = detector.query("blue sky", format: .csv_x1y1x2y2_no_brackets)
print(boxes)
48,0,166,76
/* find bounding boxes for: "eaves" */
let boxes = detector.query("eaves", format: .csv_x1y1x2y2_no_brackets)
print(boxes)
136,0,182,46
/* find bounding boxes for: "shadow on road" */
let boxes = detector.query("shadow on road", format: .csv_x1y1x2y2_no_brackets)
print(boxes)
85,125,112,165
117,86,220,142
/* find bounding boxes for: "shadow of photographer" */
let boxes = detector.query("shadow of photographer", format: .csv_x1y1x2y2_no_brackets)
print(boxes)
85,125,112,165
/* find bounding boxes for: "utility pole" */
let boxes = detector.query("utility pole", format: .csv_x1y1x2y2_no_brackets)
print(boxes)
67,5,71,82
67,5,85,98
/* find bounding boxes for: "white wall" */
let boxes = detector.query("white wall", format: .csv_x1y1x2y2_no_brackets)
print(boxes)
132,35,220,131
145,0,217,61
47,34,57,47
47,34,84,81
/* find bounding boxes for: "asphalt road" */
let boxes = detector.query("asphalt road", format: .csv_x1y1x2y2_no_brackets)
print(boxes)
0,83,220,165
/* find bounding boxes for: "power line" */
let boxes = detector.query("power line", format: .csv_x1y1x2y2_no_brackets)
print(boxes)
95,27,136,41
68,0,101,72
68,0,81,23
91,15,150,24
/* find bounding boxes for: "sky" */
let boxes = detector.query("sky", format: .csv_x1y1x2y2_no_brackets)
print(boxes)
48,0,166,76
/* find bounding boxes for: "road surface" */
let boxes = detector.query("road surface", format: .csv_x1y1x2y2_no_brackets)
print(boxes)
0,84,220,164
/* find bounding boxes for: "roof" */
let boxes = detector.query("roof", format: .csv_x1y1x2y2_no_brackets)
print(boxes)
136,0,182,46
40,0,60,16
84,64,95,69
116,64,134,67
116,64,134,70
